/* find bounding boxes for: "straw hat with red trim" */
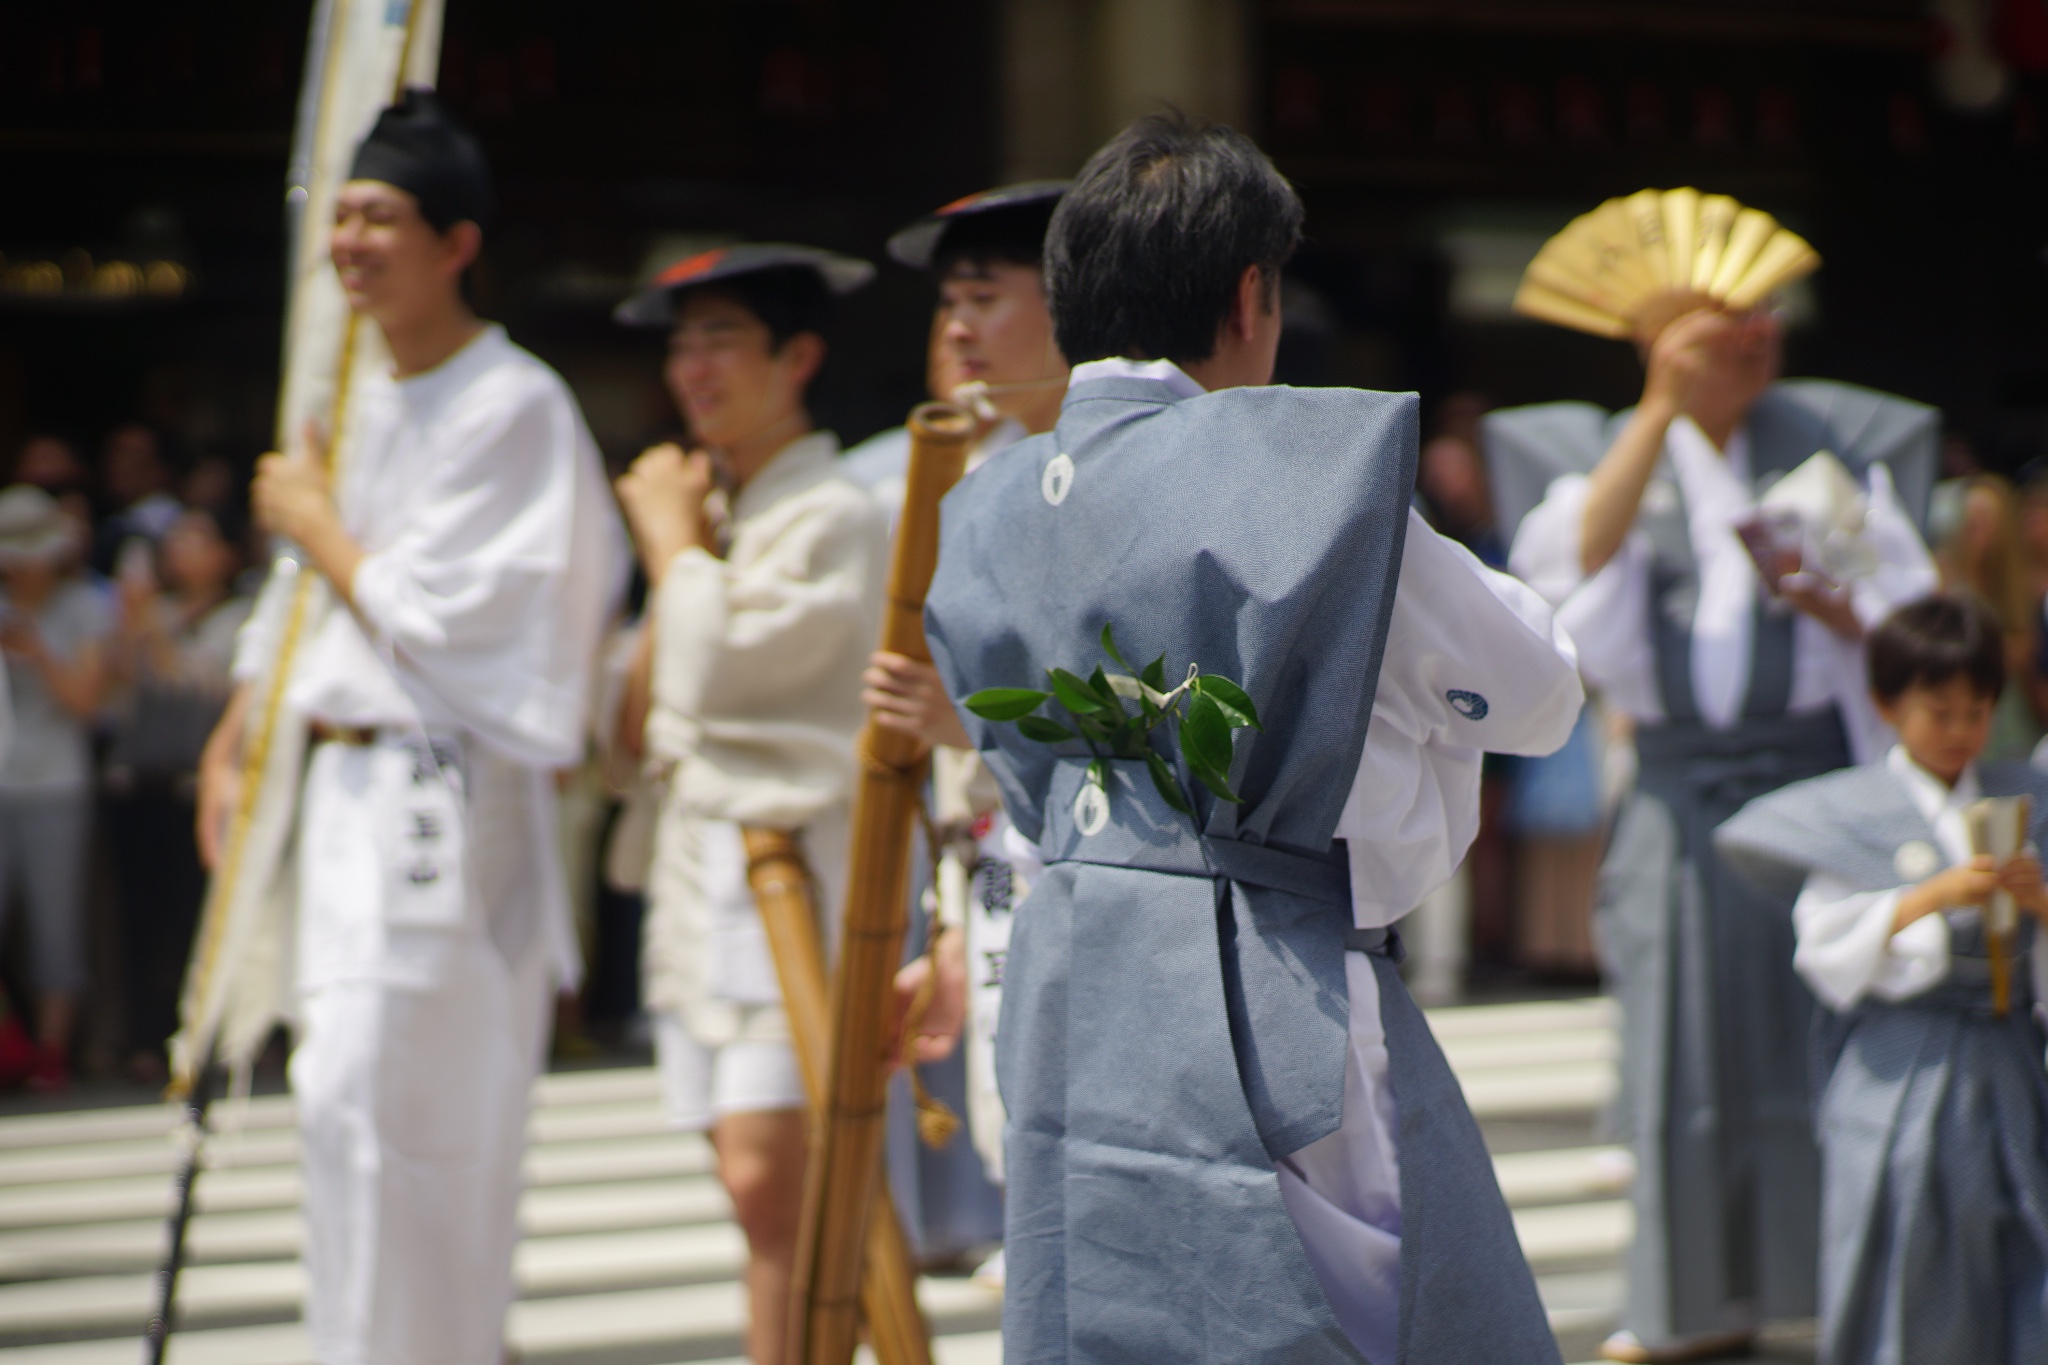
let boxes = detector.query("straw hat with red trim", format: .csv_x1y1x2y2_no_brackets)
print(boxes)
885,181,1071,271
613,243,875,328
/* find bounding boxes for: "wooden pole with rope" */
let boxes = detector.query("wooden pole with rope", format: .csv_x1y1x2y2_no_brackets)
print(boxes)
145,3,444,1357
787,402,974,1365
740,829,932,1365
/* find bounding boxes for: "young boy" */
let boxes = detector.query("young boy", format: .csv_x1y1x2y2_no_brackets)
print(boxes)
1716,592,2048,1365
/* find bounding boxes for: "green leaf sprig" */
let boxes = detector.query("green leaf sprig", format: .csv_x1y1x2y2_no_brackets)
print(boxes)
963,624,1261,816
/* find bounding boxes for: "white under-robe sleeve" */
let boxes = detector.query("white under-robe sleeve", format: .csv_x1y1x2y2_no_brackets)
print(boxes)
347,375,623,766
1336,510,1585,926
1508,473,1662,721
1791,870,1951,1010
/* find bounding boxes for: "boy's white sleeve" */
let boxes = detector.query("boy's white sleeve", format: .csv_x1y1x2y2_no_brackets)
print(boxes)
1791,870,1950,1010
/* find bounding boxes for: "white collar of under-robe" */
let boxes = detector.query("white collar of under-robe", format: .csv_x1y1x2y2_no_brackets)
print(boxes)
1887,743,1983,867
1068,356,1206,399
731,430,841,522
1664,415,1759,729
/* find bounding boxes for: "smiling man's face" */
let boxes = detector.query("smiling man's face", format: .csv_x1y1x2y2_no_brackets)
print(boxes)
330,179,475,325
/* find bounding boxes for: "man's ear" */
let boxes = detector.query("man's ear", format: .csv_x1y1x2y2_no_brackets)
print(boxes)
1231,264,1267,342
1873,691,1903,732
442,221,484,279
781,331,826,391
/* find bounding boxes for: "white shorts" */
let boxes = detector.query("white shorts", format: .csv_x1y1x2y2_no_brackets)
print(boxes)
651,1012,805,1130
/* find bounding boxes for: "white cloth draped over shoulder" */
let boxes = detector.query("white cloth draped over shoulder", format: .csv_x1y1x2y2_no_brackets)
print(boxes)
1508,414,1937,763
1059,359,1586,1361
1792,746,2048,1016
640,431,888,1044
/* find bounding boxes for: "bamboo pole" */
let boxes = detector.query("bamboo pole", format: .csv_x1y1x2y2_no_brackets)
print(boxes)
788,402,974,1365
741,828,932,1365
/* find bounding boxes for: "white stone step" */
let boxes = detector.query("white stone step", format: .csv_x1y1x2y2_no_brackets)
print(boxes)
0,1222,759,1334
1460,1061,1615,1118
0,1172,740,1279
1493,1146,1633,1208
1535,1267,1625,1333
0,1197,1626,1340
1439,1027,1616,1072
1423,997,1615,1040
1514,1199,1633,1267
0,1276,1002,1365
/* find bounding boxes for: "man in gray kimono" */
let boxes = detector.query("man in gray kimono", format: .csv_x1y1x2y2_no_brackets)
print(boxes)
1494,306,1940,1360
923,112,1584,1364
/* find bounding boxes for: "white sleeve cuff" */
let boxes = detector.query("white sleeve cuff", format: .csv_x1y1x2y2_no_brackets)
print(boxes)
1794,877,1950,1010
347,551,413,650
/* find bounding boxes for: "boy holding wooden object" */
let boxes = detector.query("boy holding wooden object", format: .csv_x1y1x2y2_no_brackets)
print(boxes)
1717,592,2048,1365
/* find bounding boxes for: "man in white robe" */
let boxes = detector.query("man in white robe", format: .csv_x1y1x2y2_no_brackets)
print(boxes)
609,243,887,1365
200,92,625,1365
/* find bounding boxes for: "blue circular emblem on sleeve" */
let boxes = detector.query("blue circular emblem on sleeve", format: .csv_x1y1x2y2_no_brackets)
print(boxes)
1447,689,1489,720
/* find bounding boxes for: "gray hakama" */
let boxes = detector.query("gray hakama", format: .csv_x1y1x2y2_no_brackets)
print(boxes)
1483,381,1938,1347
1717,761,2048,1365
927,372,1560,1363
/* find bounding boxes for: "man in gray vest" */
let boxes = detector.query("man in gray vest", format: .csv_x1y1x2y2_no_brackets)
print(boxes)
1495,295,1939,1360
923,112,1584,1364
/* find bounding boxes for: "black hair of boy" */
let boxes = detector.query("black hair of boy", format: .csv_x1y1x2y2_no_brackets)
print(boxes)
1044,110,1303,366
934,204,1056,275
1867,592,2007,703
675,266,830,351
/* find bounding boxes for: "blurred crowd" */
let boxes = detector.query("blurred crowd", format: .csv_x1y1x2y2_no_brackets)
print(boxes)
0,425,253,1092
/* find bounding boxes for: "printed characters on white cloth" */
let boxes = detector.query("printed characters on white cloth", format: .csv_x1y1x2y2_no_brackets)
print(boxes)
385,736,466,931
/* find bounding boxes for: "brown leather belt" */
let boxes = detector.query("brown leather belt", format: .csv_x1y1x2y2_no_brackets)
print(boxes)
308,722,381,747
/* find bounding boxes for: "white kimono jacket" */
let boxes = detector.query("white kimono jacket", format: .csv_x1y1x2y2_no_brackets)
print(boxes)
642,431,888,1045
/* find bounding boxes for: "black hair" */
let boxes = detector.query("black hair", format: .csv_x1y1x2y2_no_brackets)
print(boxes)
1044,110,1303,365
350,88,496,234
934,202,1057,276
1868,592,2007,703
675,266,831,351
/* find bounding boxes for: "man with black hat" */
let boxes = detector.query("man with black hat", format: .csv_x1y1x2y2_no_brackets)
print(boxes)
201,90,625,1365
609,244,887,1365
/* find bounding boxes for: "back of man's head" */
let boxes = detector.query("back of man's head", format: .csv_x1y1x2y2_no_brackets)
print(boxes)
1045,112,1303,366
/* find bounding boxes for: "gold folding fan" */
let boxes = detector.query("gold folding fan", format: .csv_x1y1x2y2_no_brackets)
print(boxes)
1513,188,1820,341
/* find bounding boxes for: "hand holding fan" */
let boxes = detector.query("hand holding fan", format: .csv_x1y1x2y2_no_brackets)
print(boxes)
1514,188,1820,342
